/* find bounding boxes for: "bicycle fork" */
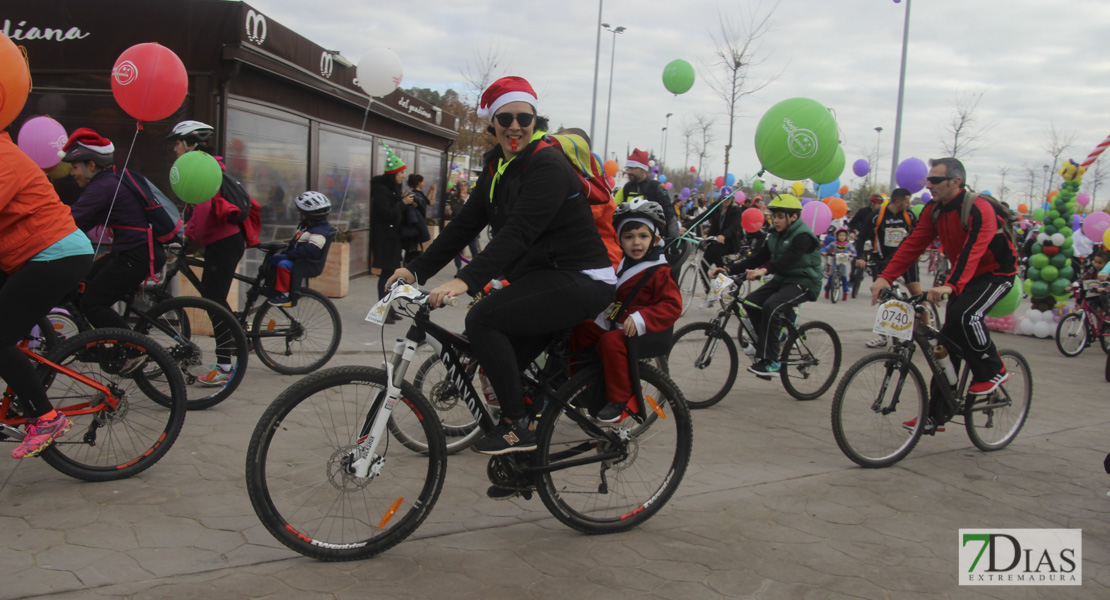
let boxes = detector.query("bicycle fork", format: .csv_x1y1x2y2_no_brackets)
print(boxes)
345,339,417,479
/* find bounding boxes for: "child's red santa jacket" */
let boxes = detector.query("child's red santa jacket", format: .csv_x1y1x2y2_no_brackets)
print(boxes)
593,255,683,334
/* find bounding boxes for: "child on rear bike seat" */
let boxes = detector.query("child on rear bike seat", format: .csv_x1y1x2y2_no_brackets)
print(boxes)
569,199,682,423
266,191,333,306
823,228,855,301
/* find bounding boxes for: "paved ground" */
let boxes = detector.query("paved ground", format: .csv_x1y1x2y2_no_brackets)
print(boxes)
3,268,1110,599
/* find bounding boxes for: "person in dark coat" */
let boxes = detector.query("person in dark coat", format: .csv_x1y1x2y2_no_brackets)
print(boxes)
370,142,416,323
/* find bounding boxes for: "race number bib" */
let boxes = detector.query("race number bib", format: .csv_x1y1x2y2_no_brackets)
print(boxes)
705,273,735,305
835,252,852,265
873,299,914,341
884,227,908,246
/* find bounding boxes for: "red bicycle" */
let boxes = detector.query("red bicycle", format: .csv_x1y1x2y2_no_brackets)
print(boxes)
1055,280,1110,357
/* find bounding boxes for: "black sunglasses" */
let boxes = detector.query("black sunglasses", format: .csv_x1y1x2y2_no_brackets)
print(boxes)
494,112,535,128
926,176,953,185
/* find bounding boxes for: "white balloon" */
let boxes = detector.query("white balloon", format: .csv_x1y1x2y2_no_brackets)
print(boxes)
1032,321,1053,338
356,48,403,97
1042,310,1057,323
1017,318,1035,336
1037,233,1050,244
1050,233,1066,246
1026,309,1042,322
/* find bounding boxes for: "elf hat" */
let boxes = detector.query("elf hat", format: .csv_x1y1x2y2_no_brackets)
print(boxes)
382,142,406,174
625,148,650,172
477,76,538,121
59,127,115,167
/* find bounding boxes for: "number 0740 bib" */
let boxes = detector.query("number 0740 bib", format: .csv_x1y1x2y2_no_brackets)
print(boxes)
873,299,914,340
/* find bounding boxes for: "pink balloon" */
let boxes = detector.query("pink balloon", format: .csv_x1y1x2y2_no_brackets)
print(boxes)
801,200,832,234
1077,192,1091,206
664,181,673,190
734,190,746,204
1082,211,1110,241
16,116,67,168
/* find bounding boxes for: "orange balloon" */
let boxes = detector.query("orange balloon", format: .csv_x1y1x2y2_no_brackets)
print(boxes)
603,159,619,178
838,185,849,195
1018,203,1029,214
824,196,848,219
1048,190,1058,201
0,33,32,130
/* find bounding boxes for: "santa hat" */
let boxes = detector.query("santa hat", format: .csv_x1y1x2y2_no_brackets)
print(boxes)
477,76,538,121
625,148,650,172
58,127,114,161
382,142,406,174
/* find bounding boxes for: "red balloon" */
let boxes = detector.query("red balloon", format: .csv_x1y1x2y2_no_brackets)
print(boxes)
714,176,725,189
741,207,764,233
1043,245,1060,257
111,43,187,122
689,166,696,173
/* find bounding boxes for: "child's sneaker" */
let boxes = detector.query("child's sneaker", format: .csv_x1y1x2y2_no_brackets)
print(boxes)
12,413,71,459
824,289,830,300
199,366,233,386
843,291,848,301
268,293,291,306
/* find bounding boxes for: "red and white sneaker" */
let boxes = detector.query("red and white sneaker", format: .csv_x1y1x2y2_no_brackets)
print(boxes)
968,367,1009,396
902,417,944,434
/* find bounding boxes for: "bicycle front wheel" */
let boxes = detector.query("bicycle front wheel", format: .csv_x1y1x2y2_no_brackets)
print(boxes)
1054,312,1087,357
667,322,737,409
394,353,482,454
831,352,927,468
677,262,700,315
780,321,841,401
38,328,187,481
141,296,249,410
252,288,342,375
965,349,1031,452
829,277,840,304
533,363,692,534
245,366,446,561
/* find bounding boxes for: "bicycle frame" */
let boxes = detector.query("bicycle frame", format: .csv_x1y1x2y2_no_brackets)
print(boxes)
0,345,118,433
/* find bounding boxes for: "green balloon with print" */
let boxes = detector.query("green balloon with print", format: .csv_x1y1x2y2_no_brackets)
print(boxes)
170,151,222,204
811,145,845,185
754,97,839,181
662,59,695,95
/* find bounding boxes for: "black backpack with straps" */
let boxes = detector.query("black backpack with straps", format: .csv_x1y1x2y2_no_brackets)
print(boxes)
932,188,1018,244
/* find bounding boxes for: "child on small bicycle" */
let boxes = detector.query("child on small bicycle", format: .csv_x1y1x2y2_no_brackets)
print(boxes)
713,195,821,379
266,191,333,306
822,228,855,301
569,199,682,423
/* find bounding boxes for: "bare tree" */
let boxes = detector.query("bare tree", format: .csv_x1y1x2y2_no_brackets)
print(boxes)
704,1,780,180
1020,165,1038,207
1042,123,1077,195
693,114,716,179
997,166,1010,205
1088,158,1104,211
936,89,989,159
453,45,509,171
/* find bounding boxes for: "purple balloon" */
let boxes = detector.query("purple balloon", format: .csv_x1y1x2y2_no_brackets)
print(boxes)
801,201,832,234
921,191,932,203
735,190,746,204
695,177,703,186
852,158,870,178
720,186,734,197
1072,214,1083,231
801,198,812,206
895,157,929,194
17,116,68,169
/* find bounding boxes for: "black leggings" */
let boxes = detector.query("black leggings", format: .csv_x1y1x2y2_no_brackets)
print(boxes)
744,280,815,362
0,254,93,418
80,245,166,329
201,233,245,363
465,270,615,421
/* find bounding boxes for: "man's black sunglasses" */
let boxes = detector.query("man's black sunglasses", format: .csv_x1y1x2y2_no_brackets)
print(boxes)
494,112,535,128
926,176,953,185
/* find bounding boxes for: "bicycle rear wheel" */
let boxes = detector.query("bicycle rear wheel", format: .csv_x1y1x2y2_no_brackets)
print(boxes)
831,352,927,468
245,366,446,561
780,321,841,401
38,328,187,481
666,322,737,409
393,353,482,454
252,288,342,375
140,296,249,410
965,349,1031,451
533,364,692,533
1054,312,1087,357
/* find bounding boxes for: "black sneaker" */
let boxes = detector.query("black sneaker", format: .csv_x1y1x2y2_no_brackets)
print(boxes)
486,485,528,500
596,402,627,423
471,418,537,455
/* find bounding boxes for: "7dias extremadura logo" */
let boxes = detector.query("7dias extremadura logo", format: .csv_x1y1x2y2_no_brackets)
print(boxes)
959,529,1081,586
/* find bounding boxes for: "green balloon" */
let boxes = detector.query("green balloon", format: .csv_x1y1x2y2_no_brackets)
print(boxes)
1051,278,1070,296
1063,237,1074,249
1031,253,1049,269
662,59,695,95
1023,278,1034,296
1040,265,1059,282
1031,280,1050,299
1032,209,1045,221
1063,246,1075,258
170,151,222,204
811,145,845,184
1059,265,1075,281
1049,253,1067,269
1053,218,1066,229
1031,242,1043,255
1043,225,1057,235
752,179,765,192
1027,266,1040,282
754,97,839,180
1062,226,1073,238
911,204,924,217
987,276,1022,317
1048,210,1060,220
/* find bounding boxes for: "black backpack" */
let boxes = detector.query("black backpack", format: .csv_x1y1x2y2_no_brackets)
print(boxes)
220,172,252,225
933,189,1018,245
116,169,183,244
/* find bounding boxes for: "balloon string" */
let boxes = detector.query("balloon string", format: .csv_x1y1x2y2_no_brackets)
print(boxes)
93,122,141,257
336,98,374,220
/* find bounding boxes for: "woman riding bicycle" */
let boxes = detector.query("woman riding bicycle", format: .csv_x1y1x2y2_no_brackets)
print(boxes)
388,76,616,454
0,126,94,458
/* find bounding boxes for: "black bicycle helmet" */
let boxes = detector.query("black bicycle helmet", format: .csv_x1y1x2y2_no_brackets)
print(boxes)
613,197,666,234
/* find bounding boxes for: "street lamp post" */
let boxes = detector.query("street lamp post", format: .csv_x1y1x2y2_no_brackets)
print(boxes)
888,0,912,191
588,0,604,143
874,126,884,190
1042,164,1050,200
662,112,673,170
660,127,666,164
601,23,626,161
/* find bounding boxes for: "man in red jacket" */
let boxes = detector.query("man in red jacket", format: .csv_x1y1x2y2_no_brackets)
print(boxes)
870,157,1018,399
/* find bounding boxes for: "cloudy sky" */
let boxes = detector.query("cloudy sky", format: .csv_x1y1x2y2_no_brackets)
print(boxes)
244,0,1110,207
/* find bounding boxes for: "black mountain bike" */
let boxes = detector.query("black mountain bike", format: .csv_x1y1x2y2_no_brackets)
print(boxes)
831,288,1032,468
245,282,693,561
